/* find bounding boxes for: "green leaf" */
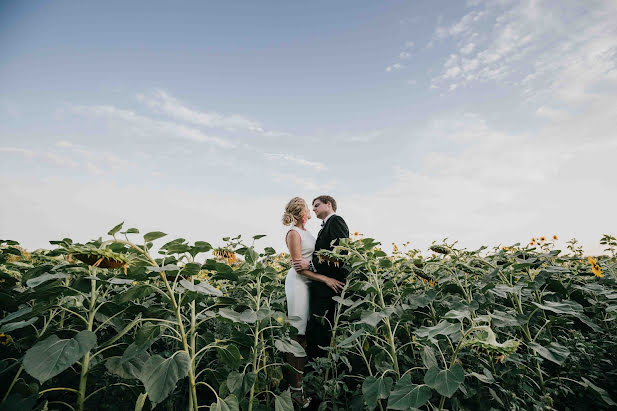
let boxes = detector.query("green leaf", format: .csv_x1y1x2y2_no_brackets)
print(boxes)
226,371,257,396
218,308,256,324
581,377,617,406
216,344,243,369
180,279,223,297
244,247,259,265
116,284,155,304
420,346,438,369
529,342,570,365
143,231,167,243
139,352,190,406
23,330,97,383
415,321,460,339
26,273,69,288
179,262,202,277
105,352,149,380
424,363,465,398
532,300,583,315
359,310,389,327
0,317,38,333
253,234,267,240
209,394,239,411
470,368,495,384
108,222,124,236
387,374,432,410
274,338,306,357
274,390,293,411
126,228,140,234
362,376,393,410
0,307,32,325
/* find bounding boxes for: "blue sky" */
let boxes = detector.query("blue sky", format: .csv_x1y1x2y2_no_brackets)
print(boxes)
1,0,616,254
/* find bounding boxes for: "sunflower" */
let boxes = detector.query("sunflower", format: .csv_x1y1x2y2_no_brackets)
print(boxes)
553,235,558,240
587,256,603,277
0,333,11,346
213,248,237,264
539,236,546,242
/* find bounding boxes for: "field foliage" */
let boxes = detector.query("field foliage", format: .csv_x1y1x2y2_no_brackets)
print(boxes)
1,225,616,410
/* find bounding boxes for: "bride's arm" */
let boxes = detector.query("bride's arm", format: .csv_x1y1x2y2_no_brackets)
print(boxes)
286,231,345,293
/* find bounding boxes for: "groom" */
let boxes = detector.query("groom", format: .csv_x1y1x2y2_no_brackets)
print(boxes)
293,195,349,359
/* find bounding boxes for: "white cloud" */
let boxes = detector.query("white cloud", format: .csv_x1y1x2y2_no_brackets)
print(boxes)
399,51,412,59
385,63,403,72
431,0,617,93
72,105,234,148
270,173,336,193
460,42,475,55
264,153,326,171
1,146,78,168
137,89,289,137
405,41,415,48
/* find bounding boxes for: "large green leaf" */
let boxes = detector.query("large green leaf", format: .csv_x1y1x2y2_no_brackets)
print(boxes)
180,279,223,296
143,232,167,242
387,374,432,410
23,330,97,383
420,346,438,369
226,371,256,396
0,307,32,325
105,352,149,380
26,273,69,288
362,375,393,410
529,342,570,365
209,394,239,411
139,352,190,406
415,321,459,339
274,338,306,357
216,344,243,368
0,317,38,333
218,308,257,324
274,390,293,411
582,377,617,406
532,300,583,315
424,363,465,398
116,284,155,304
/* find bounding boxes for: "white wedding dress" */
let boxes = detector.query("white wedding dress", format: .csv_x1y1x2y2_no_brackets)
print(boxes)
284,226,315,335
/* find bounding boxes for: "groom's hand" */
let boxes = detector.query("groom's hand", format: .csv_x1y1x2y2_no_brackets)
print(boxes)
292,258,310,272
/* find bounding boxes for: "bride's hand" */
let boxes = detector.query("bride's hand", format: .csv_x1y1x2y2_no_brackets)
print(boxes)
292,259,309,272
321,276,345,293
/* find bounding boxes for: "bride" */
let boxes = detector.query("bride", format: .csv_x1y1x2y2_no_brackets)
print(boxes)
282,197,344,407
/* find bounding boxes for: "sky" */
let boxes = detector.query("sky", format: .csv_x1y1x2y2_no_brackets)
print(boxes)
1,0,616,256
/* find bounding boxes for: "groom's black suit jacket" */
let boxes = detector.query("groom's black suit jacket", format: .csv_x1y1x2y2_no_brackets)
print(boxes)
311,214,349,286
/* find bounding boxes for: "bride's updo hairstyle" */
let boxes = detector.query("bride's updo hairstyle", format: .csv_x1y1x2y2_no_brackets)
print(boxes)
282,197,306,226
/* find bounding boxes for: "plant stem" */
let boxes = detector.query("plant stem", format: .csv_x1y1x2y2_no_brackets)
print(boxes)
248,275,262,411
77,273,97,411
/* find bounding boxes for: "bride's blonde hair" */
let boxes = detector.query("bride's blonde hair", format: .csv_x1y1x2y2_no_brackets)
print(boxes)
282,197,307,226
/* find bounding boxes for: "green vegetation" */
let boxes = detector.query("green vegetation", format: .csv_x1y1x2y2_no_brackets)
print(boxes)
1,225,616,410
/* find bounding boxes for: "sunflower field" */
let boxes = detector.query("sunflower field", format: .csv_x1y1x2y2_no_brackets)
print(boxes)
1,224,616,410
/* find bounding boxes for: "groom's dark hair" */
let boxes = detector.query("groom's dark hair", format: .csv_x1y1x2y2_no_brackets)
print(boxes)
312,195,337,212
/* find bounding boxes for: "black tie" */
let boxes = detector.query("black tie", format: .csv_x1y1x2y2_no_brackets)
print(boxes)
321,221,326,227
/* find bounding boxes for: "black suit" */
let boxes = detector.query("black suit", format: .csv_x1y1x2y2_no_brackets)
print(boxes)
306,214,349,359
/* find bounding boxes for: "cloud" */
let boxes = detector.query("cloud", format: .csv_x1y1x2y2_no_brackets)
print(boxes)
405,41,415,48
0,146,78,168
270,173,336,193
72,105,234,148
137,90,289,137
264,153,326,171
399,51,412,59
385,63,403,72
460,43,475,55
431,0,617,94
343,107,616,255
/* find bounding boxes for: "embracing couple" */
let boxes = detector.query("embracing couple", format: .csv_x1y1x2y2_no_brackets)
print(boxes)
281,195,349,408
